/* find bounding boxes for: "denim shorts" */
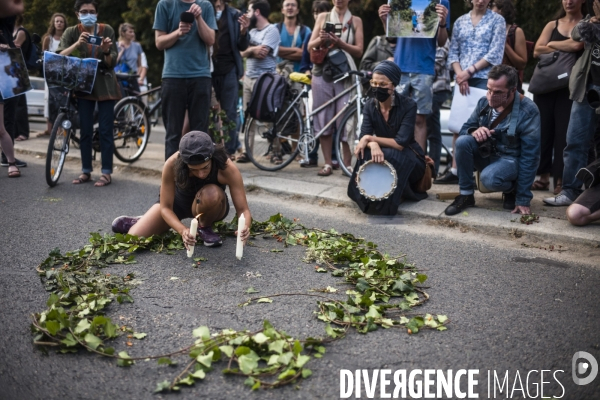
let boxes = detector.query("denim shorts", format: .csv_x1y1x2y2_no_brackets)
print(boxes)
397,73,434,115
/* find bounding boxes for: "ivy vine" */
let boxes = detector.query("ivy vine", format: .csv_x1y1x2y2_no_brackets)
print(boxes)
32,214,448,393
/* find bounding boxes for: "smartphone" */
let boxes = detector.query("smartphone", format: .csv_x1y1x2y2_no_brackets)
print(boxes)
87,35,103,45
325,22,335,34
180,11,195,23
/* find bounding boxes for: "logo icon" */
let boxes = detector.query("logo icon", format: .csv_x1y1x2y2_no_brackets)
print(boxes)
572,351,598,386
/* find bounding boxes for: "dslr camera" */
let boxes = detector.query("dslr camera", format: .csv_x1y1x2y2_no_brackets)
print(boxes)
477,135,497,159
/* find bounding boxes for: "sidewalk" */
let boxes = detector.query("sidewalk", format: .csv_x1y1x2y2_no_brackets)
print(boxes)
16,126,600,247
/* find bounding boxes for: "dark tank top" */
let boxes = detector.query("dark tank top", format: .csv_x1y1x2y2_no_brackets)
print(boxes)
550,20,569,42
175,159,226,206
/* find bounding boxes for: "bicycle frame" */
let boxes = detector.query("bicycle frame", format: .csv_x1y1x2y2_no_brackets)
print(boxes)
117,85,162,126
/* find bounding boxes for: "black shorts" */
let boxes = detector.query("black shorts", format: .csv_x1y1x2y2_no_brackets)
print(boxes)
157,192,230,222
573,185,600,214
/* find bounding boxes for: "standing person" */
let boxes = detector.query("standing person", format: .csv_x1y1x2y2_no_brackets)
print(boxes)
545,1,600,206
435,0,505,184
426,41,452,176
212,0,249,159
530,0,585,195
153,0,217,160
0,0,24,178
116,23,143,93
38,13,67,138
237,0,280,164
11,14,30,142
277,0,311,73
378,1,450,156
359,35,396,72
58,0,121,187
308,0,364,176
492,0,528,92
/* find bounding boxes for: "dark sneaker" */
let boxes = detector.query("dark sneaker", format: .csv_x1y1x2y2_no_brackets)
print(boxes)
1,157,27,167
197,226,223,247
444,194,475,216
503,191,516,210
299,159,318,168
112,216,141,234
434,170,458,184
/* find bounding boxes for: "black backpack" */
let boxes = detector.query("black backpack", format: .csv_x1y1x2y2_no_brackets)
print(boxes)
19,28,41,71
247,72,287,122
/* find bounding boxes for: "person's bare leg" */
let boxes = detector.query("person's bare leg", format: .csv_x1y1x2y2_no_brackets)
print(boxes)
320,134,333,166
566,203,600,226
128,204,171,237
414,114,427,153
0,104,15,163
182,110,190,136
46,119,52,133
192,184,228,228
451,133,458,169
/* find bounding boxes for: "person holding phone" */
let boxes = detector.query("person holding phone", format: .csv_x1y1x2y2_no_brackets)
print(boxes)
57,0,120,187
153,0,217,160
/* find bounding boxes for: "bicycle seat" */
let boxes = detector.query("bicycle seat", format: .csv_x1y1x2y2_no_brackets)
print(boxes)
289,72,311,85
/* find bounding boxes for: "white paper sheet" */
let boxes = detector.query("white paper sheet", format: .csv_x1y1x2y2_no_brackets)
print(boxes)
448,85,488,134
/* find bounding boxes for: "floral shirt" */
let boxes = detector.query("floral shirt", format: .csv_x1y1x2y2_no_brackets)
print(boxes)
447,9,506,79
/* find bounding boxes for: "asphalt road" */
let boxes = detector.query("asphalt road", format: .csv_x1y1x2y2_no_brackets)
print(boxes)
0,154,599,400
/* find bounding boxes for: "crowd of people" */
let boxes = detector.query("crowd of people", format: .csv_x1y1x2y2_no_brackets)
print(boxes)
1,0,599,237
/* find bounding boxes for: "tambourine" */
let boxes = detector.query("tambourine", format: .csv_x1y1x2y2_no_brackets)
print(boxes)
356,160,397,201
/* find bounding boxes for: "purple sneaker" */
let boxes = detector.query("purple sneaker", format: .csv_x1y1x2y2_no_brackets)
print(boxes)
197,226,223,247
112,216,141,234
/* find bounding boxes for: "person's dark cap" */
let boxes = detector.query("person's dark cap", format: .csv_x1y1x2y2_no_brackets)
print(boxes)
179,131,215,165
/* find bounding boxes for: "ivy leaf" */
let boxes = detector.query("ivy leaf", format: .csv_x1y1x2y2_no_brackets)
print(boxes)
158,357,175,366
416,273,428,284
154,380,171,393
219,345,234,358
292,340,303,356
267,354,280,365
238,353,259,374
60,333,78,347
437,326,448,331
84,333,102,350
277,352,293,365
196,351,214,368
104,322,118,338
132,332,147,340
45,320,60,336
270,249,283,253
355,278,370,292
46,293,59,307
252,332,269,344
365,305,382,319
268,339,285,354
437,315,448,324
257,298,273,303
295,355,310,368
193,257,208,262
302,368,313,378
399,316,410,324
325,286,338,293
246,287,259,294
178,376,195,386
251,381,261,390
325,324,338,339
278,368,297,381
192,326,210,340
74,319,91,334
315,268,327,273
117,351,134,367
191,369,206,379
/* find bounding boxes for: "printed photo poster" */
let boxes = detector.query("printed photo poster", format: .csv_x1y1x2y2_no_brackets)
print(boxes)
43,51,98,93
387,0,440,39
0,48,32,100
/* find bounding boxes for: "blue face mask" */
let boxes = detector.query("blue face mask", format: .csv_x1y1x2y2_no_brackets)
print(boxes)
216,10,222,21
79,13,97,27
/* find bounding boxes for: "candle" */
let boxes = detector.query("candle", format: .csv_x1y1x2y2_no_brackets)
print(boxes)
236,214,246,260
187,217,198,258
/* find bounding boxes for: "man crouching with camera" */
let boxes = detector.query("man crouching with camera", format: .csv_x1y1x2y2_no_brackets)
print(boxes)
444,65,541,216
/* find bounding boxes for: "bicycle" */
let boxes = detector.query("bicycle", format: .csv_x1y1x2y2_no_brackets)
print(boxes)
45,83,152,187
243,70,369,177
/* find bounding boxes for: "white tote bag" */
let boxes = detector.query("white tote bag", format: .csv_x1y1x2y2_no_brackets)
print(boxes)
448,85,488,134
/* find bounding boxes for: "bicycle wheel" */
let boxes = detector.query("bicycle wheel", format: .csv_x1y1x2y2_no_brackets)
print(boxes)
334,106,359,177
45,113,73,187
243,106,302,171
113,98,150,163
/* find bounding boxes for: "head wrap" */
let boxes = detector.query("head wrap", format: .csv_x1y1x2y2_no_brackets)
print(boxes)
373,60,402,87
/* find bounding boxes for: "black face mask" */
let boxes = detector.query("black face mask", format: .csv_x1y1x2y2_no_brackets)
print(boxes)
370,87,392,102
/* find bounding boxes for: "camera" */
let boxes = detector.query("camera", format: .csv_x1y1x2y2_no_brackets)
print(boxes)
478,136,497,159
325,22,335,34
87,35,103,45
180,11,195,24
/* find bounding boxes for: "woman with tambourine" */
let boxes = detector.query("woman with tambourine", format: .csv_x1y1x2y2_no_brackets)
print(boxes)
347,61,427,215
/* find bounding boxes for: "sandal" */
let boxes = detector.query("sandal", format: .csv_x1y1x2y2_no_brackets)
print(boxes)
331,160,340,170
72,173,91,184
15,135,28,141
94,174,112,187
36,130,51,137
317,164,333,176
236,152,250,163
7,162,20,178
270,154,283,165
553,183,562,195
530,180,549,191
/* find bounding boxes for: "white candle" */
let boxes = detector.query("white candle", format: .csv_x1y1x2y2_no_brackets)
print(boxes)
236,214,246,260
187,218,198,258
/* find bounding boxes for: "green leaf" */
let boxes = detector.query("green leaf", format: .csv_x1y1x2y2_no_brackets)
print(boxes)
244,377,255,387
268,339,285,354
325,324,338,338
437,326,448,331
437,315,448,324
235,346,251,356
219,345,234,358
192,326,210,340
158,357,174,365
103,347,115,356
154,380,171,393
292,340,303,356
295,355,310,368
251,381,261,390
267,354,280,365
399,316,410,324
47,293,59,307
60,333,78,347
252,332,269,344
365,305,382,319
178,376,195,386
246,287,259,294
315,268,327,273
197,351,214,368
117,351,134,367
238,354,259,374
84,333,102,350
45,320,61,336
278,368,297,381
74,319,91,334
193,257,208,262
270,249,283,253
416,273,428,283
278,352,293,365
257,298,273,303
132,332,147,340
104,322,117,338
356,278,370,292
302,368,313,378
191,369,206,379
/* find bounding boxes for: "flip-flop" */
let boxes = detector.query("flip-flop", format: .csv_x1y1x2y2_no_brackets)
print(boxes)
8,164,20,178
72,173,92,184
318,164,332,176
94,174,112,187
15,135,28,141
530,180,549,191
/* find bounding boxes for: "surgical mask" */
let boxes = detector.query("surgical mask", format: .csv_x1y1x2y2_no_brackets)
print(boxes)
370,87,392,103
79,13,97,27
487,91,509,109
216,10,222,21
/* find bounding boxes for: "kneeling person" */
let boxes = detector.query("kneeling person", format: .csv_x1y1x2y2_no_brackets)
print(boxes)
444,65,540,216
112,131,252,249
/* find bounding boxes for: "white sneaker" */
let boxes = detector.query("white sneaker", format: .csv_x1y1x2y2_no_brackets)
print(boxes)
543,193,573,206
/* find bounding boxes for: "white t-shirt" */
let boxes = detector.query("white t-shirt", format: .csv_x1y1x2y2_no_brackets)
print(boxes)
246,23,280,79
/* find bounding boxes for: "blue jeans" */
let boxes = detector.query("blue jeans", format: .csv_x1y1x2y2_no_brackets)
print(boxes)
215,70,241,155
455,135,518,195
561,84,600,200
426,90,451,174
162,77,211,160
78,99,114,175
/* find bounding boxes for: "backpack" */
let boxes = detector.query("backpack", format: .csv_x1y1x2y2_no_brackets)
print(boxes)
247,72,288,122
18,28,40,71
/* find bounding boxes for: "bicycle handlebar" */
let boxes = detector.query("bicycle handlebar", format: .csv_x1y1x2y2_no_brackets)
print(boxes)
333,70,366,82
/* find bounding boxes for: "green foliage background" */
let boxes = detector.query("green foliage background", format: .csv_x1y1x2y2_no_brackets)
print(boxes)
23,0,571,86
